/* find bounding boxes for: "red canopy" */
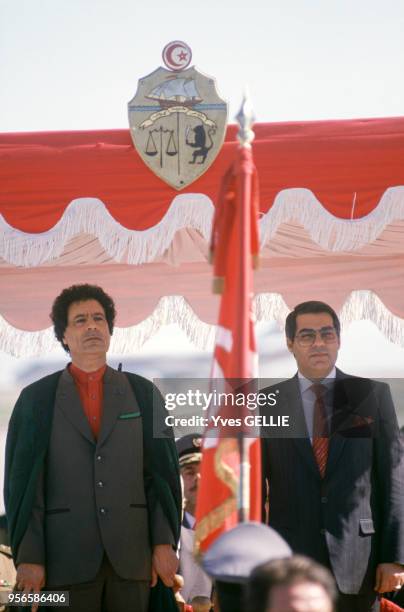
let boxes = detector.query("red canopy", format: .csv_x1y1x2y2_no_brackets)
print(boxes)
1,117,404,355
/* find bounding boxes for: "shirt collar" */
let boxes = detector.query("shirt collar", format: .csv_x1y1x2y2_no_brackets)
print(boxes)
184,511,196,529
298,367,336,394
69,362,107,383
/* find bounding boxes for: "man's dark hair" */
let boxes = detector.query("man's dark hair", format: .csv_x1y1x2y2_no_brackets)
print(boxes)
285,301,341,340
247,555,337,612
215,581,245,612
50,284,116,353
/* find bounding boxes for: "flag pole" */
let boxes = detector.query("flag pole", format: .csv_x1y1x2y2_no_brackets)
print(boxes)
235,92,255,522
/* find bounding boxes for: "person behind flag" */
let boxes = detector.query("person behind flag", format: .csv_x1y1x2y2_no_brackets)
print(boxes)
176,434,203,530
176,434,212,603
261,300,404,612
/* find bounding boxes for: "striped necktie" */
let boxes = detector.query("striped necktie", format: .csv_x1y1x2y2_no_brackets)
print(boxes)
311,383,329,478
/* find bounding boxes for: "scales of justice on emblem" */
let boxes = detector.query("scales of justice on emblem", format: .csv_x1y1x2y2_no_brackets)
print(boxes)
128,41,228,190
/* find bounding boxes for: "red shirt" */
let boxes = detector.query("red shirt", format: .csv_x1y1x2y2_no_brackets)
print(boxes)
69,363,106,439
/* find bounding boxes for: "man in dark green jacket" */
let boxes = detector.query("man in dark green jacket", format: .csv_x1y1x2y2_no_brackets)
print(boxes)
4,284,181,612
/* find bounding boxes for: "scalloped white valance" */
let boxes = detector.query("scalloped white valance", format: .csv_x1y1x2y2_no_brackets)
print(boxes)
2,119,404,355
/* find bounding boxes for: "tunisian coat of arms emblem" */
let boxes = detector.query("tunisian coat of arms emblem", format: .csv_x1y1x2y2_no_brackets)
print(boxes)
128,41,228,190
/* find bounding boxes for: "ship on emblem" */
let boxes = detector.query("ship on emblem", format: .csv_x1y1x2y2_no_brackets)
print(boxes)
146,77,203,108
128,41,228,190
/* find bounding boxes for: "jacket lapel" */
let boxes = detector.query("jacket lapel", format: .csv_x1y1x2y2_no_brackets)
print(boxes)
97,367,127,448
56,369,95,445
325,369,349,477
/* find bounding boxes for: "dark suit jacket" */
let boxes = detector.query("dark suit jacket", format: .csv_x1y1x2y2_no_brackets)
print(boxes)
4,367,181,608
261,369,404,595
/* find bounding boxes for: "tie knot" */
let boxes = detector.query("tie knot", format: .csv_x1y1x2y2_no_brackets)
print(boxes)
311,383,326,400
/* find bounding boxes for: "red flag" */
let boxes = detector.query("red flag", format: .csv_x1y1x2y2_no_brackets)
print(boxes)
194,143,261,556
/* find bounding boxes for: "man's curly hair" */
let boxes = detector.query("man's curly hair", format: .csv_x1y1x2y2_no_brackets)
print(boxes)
50,284,116,353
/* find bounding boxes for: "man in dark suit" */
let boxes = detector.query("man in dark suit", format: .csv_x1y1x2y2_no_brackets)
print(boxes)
4,284,181,612
261,301,404,612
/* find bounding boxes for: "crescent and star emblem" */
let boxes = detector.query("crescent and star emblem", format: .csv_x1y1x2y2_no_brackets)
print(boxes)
162,40,192,71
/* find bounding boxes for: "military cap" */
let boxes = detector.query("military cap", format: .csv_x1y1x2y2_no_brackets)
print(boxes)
176,433,203,467
202,521,291,584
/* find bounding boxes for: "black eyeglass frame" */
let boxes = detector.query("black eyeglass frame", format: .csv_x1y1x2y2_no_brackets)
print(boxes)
294,326,339,346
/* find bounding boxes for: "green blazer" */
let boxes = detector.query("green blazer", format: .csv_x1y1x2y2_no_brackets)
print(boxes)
4,368,181,612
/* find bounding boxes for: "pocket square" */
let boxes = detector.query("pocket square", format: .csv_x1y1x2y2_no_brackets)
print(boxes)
336,413,374,435
350,415,374,427
118,411,141,419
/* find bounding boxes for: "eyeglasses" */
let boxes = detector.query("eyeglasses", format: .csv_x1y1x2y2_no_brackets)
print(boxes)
295,327,338,346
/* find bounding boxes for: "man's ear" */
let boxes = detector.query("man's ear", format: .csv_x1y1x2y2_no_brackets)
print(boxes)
286,337,294,354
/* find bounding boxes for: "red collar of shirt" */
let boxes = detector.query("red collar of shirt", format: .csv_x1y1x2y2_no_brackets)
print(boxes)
68,363,106,440
69,362,107,383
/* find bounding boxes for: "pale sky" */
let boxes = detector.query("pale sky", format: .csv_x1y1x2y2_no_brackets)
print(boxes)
1,0,404,131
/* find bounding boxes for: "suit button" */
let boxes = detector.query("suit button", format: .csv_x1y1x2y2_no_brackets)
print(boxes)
96,455,102,461
320,528,326,535
321,497,328,503
99,507,107,515
97,481,104,488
